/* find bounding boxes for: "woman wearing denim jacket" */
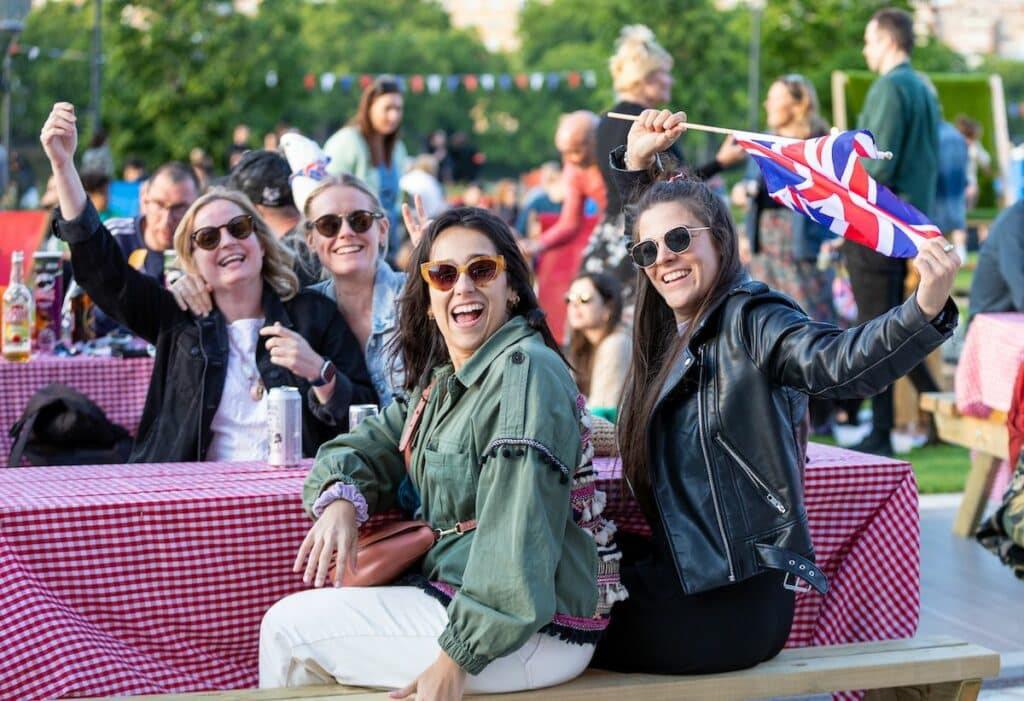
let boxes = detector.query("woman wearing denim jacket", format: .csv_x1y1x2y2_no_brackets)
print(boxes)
261,208,618,700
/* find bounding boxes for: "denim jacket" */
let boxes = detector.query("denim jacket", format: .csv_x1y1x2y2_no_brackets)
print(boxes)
310,260,406,406
304,317,601,674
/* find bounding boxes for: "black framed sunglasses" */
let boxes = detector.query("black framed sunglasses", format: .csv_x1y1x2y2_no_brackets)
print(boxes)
628,225,711,268
419,255,506,292
190,214,255,250
306,210,384,238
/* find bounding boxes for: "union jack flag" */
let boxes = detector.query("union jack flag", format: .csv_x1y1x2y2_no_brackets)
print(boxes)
734,129,942,258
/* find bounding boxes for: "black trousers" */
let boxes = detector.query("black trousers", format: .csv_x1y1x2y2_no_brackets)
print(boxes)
846,262,938,433
591,531,795,674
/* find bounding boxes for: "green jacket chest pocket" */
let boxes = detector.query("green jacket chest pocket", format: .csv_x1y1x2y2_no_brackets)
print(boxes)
421,441,477,523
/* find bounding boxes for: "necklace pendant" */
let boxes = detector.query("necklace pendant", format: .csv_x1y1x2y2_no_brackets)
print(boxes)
250,380,265,402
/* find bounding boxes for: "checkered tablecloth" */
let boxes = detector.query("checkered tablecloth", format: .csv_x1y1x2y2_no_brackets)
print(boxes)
955,312,1024,418
0,355,154,462
0,443,917,700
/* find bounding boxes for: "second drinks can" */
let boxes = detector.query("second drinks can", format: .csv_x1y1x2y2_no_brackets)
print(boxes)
267,386,302,467
349,404,379,429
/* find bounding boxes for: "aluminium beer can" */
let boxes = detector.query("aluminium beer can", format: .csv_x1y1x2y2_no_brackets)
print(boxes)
348,404,379,429
267,386,302,466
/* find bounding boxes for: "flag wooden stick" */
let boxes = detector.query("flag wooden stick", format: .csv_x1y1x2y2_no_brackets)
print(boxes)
605,111,893,160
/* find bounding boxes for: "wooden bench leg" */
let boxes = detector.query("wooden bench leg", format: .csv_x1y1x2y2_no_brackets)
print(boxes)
953,453,1002,537
863,678,982,700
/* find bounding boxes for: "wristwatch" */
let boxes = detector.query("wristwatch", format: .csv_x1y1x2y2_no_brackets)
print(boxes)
310,359,336,387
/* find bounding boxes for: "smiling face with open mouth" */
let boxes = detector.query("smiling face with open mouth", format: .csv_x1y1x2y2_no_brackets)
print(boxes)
306,184,385,279
636,201,721,324
189,199,264,293
427,226,512,371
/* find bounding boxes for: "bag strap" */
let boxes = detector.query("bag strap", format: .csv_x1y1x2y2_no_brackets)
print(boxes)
7,411,39,468
398,380,436,473
396,380,476,539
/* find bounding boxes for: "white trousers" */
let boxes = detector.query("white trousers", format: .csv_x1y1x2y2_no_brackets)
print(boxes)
259,586,595,692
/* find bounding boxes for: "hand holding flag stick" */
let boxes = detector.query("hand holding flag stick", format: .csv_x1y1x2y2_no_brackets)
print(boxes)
613,108,947,259
607,111,894,159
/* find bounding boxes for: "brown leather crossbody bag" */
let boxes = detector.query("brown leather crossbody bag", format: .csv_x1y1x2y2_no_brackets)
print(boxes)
334,381,475,586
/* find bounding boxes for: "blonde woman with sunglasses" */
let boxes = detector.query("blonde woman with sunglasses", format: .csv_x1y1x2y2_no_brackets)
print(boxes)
40,103,377,463
261,207,614,700
280,133,410,411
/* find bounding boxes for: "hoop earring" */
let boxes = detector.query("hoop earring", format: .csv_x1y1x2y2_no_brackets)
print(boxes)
507,293,520,311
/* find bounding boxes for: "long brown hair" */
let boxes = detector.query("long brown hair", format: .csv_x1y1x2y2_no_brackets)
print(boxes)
617,176,744,498
775,73,830,138
393,207,566,392
350,76,402,168
566,272,623,397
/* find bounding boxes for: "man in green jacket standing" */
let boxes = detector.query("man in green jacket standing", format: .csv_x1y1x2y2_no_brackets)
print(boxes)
846,6,941,455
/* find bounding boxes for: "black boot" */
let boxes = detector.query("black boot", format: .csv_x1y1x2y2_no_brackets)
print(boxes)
850,430,893,457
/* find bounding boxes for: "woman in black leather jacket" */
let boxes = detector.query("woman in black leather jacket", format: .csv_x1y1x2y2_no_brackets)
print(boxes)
41,103,376,462
592,109,960,674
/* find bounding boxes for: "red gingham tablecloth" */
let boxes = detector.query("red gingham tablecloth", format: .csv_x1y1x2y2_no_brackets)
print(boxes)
955,312,1024,418
0,443,917,700
0,355,154,461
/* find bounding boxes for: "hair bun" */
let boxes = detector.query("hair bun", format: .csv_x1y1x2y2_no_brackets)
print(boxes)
609,24,672,94
616,24,657,47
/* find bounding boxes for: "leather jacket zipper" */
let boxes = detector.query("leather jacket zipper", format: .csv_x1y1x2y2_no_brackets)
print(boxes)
698,345,736,582
714,433,788,515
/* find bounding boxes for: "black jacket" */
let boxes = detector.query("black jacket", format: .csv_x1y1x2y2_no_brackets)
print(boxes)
612,155,957,595
53,201,377,463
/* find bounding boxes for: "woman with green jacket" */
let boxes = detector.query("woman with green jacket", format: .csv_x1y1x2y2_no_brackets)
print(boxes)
260,208,618,700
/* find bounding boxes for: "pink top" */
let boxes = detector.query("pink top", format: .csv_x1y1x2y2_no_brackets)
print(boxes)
538,163,607,251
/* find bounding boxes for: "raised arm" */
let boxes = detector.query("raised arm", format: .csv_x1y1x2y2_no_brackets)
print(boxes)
741,238,960,397
40,102,88,219
41,103,182,343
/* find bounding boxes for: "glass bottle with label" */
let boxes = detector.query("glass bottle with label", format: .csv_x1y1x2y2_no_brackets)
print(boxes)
3,251,34,362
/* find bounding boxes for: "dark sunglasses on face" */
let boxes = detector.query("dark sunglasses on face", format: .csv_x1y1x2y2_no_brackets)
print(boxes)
564,292,594,305
190,214,255,250
629,225,711,268
420,255,506,292
306,210,384,238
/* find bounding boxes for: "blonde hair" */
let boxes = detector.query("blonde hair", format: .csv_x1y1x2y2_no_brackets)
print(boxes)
302,174,388,258
173,188,299,301
610,25,673,95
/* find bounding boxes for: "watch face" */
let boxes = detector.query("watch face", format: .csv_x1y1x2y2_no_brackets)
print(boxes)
321,360,336,384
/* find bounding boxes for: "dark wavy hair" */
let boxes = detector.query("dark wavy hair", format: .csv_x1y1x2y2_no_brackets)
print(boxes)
566,272,623,397
393,206,566,392
617,175,744,499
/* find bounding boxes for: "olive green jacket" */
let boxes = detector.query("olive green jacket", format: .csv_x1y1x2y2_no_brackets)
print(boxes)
303,317,599,674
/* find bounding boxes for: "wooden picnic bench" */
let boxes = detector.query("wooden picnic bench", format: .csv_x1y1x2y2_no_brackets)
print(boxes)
919,391,1009,537
85,636,999,701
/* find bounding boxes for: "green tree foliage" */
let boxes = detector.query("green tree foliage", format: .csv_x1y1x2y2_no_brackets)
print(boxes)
518,0,746,164
735,0,964,129
10,0,988,183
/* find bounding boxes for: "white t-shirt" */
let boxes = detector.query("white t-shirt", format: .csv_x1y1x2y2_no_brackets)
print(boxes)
207,318,269,462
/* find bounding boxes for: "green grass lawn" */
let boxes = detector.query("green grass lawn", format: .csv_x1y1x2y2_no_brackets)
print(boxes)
811,433,972,494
